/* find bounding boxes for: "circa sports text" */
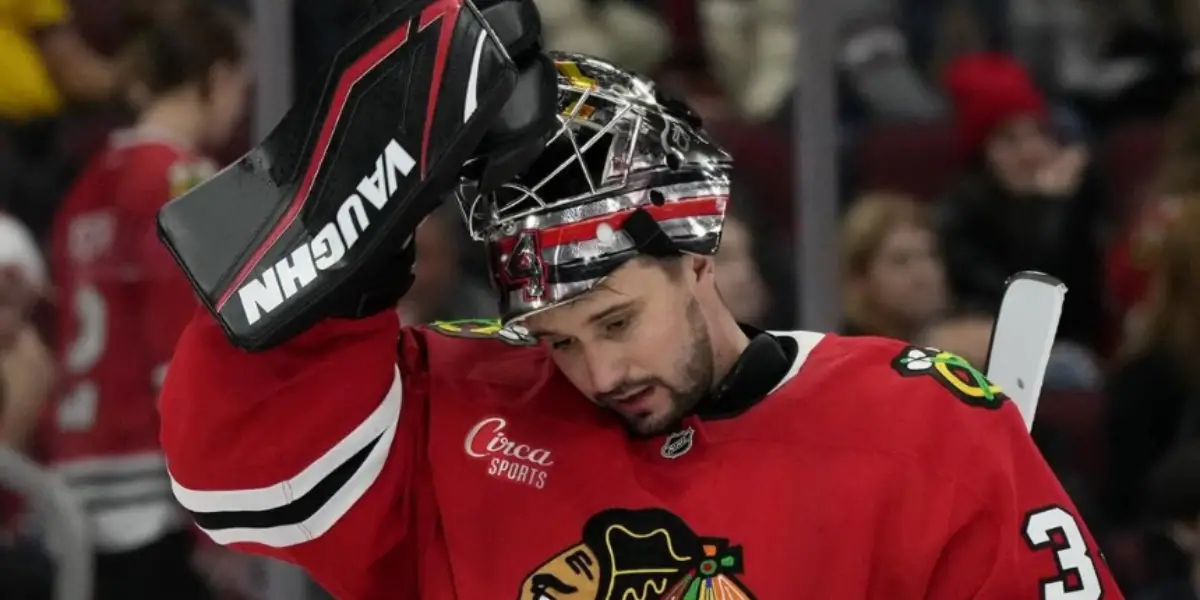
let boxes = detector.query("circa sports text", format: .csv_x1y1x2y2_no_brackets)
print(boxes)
465,417,552,489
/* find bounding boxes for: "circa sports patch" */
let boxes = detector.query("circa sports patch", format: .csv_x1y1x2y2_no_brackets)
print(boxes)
890,346,1008,409
427,319,536,346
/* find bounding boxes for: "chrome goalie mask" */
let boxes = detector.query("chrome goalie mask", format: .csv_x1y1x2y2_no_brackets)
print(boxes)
455,52,733,323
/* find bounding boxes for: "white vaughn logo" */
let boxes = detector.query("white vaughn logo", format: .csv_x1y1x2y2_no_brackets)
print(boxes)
238,139,416,325
464,416,552,489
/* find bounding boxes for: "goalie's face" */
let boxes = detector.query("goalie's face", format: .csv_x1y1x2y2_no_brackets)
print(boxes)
524,256,718,437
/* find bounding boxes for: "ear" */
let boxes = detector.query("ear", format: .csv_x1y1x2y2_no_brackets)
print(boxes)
691,254,714,282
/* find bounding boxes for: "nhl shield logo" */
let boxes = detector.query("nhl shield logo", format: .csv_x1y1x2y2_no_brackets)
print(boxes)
661,427,695,459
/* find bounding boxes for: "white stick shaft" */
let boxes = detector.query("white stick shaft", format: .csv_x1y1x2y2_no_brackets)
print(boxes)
985,273,1067,432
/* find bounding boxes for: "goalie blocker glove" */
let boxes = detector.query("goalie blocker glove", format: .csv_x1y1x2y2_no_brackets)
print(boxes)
156,0,556,351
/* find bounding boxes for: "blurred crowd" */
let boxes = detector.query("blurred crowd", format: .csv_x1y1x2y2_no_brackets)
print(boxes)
2,0,1200,598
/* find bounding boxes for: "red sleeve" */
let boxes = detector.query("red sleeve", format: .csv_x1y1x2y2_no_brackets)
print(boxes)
160,309,427,598
924,398,1123,599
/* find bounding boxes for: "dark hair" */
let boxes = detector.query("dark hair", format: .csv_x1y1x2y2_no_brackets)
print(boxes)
1124,199,1200,369
118,0,245,100
1145,440,1200,523
1157,86,1200,196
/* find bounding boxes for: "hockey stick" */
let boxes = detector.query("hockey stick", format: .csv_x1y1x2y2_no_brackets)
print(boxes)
983,271,1067,432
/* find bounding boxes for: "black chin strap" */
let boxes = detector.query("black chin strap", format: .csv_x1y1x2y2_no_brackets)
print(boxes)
621,208,680,257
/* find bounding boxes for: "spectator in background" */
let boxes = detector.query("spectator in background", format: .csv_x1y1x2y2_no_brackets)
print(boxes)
936,52,1106,349
42,2,249,598
0,0,116,125
840,192,947,342
1107,196,1200,531
835,0,947,124
1005,0,1117,99
1109,87,1200,339
0,0,122,239
696,0,798,123
537,0,668,75
1141,441,1200,600
292,0,669,113
0,213,53,450
703,0,945,125
1063,0,1196,131
0,213,55,600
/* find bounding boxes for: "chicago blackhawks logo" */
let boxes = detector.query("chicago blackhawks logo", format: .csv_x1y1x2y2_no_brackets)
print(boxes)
518,508,755,600
168,159,216,199
428,319,535,346
890,346,1008,409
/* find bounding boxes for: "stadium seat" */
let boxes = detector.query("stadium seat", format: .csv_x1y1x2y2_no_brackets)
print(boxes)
1035,389,1110,494
854,122,959,201
705,120,794,229
1100,121,1164,222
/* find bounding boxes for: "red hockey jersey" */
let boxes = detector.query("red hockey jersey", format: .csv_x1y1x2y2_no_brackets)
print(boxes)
46,129,215,551
162,310,1122,599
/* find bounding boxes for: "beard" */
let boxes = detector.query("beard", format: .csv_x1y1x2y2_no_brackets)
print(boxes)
599,297,715,437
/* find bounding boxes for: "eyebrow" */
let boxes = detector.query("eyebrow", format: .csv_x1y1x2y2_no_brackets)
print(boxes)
526,299,639,339
586,299,637,325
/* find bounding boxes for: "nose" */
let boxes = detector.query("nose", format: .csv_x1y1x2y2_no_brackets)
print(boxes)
582,341,629,397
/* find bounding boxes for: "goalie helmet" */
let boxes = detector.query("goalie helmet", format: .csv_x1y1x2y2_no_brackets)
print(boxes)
455,51,733,323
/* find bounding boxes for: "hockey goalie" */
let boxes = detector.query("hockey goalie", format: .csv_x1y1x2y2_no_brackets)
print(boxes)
153,0,1123,597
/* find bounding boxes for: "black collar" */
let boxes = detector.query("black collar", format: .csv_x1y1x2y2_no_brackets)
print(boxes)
692,326,798,421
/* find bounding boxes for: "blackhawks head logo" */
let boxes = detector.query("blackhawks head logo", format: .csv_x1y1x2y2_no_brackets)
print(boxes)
428,318,535,346
890,346,1008,409
518,508,755,600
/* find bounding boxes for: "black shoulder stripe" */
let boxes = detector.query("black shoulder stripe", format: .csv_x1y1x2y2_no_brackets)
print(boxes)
190,434,381,532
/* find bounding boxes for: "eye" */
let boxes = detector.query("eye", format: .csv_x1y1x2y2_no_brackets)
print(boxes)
549,338,574,351
604,317,630,335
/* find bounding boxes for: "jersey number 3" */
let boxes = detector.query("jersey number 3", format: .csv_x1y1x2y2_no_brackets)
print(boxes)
59,285,107,431
1022,506,1102,600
